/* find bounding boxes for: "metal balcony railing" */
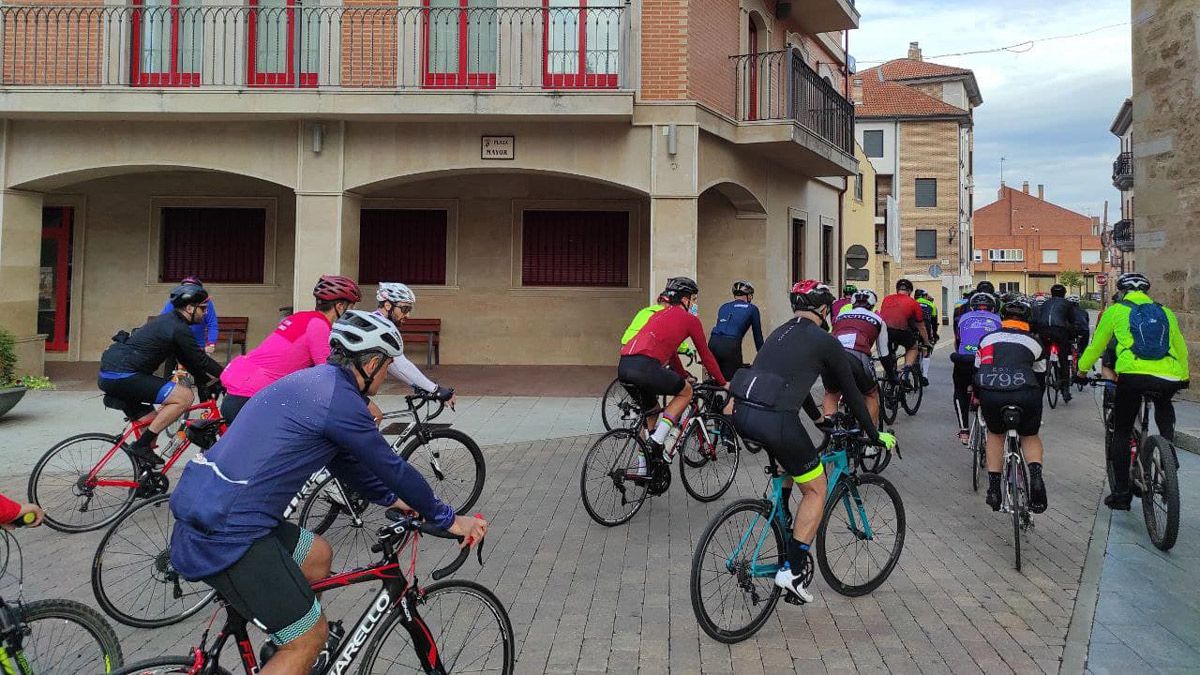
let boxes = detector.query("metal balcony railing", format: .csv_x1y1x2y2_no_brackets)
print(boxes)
1111,218,1134,252
730,47,854,155
0,3,629,90
1112,151,1133,189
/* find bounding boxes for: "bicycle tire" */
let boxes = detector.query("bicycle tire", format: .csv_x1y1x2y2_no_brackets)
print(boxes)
678,414,740,502
970,417,984,493
879,381,898,425
816,473,906,597
399,428,485,514
359,579,515,675
579,429,649,526
113,656,232,674
1007,451,1027,572
297,475,389,573
690,498,785,644
1140,435,1180,552
92,494,215,628
1046,364,1059,409
856,447,892,475
29,432,139,533
901,369,923,416
17,598,124,674
601,378,639,431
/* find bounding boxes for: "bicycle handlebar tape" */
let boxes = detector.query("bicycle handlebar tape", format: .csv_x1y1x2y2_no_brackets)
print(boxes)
10,512,36,528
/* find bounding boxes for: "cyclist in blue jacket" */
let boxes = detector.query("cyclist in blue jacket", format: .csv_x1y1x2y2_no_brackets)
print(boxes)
708,280,764,380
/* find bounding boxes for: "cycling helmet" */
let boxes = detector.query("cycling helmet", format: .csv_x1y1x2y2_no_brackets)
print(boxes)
313,275,362,303
376,282,416,305
732,280,755,296
663,276,699,301
1117,272,1150,292
181,276,203,287
896,278,914,292
790,280,835,312
975,280,996,295
1050,284,1066,297
968,292,997,312
329,310,403,359
1066,295,1080,304
1001,298,1033,322
842,284,858,296
914,288,929,300
852,289,878,309
169,284,209,308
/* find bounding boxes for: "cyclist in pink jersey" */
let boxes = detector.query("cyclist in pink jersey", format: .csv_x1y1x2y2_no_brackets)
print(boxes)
219,275,361,422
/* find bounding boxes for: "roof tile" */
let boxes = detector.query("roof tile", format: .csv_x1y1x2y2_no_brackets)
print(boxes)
855,75,967,118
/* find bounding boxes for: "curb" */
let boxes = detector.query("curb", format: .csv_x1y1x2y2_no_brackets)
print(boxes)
1061,493,1112,675
1174,429,1200,456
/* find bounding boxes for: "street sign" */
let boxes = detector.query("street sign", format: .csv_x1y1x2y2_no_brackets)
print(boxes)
1096,273,1108,285
927,264,943,279
845,244,869,269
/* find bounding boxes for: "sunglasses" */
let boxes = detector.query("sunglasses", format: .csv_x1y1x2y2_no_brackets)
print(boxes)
394,305,414,315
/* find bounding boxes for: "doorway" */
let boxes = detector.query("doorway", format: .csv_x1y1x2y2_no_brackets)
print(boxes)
39,207,73,352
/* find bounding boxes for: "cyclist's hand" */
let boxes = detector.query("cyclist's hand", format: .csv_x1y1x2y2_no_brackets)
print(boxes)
3,504,44,530
874,432,897,450
1073,372,1090,385
449,514,488,548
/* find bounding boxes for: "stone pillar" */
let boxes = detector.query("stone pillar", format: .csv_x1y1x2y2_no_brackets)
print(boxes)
293,121,362,310
0,188,47,376
648,123,699,302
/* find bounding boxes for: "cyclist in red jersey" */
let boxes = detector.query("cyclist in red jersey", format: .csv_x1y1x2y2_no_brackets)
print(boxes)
619,277,728,459
879,278,930,384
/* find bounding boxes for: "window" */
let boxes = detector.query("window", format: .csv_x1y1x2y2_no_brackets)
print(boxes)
132,0,201,86
1082,249,1101,265
359,210,448,285
875,175,892,218
424,0,497,88
544,0,621,88
863,130,884,158
160,207,266,283
821,222,835,285
915,178,937,208
915,229,937,259
999,281,1021,294
522,210,628,286
853,173,863,201
988,248,1024,262
972,249,982,263
1042,249,1059,264
791,218,806,282
248,0,319,87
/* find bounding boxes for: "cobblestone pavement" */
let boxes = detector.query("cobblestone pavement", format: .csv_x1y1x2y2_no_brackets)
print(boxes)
0,354,1120,673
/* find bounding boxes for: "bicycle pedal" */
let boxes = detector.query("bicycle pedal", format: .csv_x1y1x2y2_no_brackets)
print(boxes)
782,594,804,606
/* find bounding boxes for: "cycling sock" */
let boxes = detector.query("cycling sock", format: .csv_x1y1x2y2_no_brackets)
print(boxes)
787,538,811,572
1028,462,1042,477
920,357,931,378
132,431,158,449
988,472,1001,491
650,413,678,445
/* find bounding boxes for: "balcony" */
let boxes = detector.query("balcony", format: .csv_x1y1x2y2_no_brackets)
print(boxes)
1111,218,1134,252
1112,151,1133,190
730,48,856,176
785,0,859,33
0,3,632,118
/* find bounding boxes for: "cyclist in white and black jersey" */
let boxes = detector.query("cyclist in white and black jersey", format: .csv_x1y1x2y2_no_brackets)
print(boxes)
372,283,456,418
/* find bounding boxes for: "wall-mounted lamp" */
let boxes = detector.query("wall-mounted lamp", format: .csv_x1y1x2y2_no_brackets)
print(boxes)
665,124,678,156
311,123,325,154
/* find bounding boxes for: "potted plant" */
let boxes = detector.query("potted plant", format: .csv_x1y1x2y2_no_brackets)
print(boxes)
0,329,54,419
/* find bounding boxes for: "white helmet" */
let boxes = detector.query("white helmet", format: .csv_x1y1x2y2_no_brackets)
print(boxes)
376,282,416,305
329,310,403,358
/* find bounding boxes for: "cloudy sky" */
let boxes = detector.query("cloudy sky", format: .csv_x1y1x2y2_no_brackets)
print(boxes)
853,0,1131,219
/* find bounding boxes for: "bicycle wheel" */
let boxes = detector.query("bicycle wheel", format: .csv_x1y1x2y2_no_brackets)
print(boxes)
113,657,232,674
601,378,640,431
92,494,215,628
298,475,389,573
16,598,124,674
1046,364,1059,409
1138,435,1180,552
579,429,649,526
678,414,740,502
856,446,892,475
359,580,514,675
690,498,785,643
970,416,984,493
29,433,139,533
878,381,898,425
900,369,923,415
399,428,485,514
816,473,906,597
1007,454,1028,572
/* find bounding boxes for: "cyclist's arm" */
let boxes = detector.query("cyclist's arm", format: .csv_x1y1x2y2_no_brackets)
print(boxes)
305,317,333,365
174,324,223,381
1166,307,1190,378
203,299,219,347
0,493,21,523
688,316,728,386
387,354,437,393
801,394,822,422
875,322,890,358
823,340,879,441
158,300,173,317
750,305,764,351
1079,308,1116,372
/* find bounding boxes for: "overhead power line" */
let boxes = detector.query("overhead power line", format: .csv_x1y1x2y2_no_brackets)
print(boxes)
856,21,1129,65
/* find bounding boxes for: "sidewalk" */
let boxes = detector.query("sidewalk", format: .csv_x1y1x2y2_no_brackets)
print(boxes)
1173,397,1200,455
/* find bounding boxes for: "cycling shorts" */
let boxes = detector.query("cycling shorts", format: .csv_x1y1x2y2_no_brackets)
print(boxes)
822,350,877,396
220,394,251,425
617,355,685,412
731,403,823,482
707,335,745,382
201,522,319,646
887,329,917,354
1101,339,1117,370
977,388,1043,437
97,372,176,419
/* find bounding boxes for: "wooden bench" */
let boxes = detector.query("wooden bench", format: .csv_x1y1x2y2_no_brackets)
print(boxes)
217,316,249,361
400,318,441,366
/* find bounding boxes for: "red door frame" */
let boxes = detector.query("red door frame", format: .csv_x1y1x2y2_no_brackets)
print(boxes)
542,0,618,89
41,208,72,353
247,0,318,87
748,22,758,120
130,0,200,86
421,0,497,89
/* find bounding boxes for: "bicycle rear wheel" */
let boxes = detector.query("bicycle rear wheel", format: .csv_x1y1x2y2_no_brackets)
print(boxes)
399,428,485,514
816,473,906,597
901,369,923,415
1046,364,1060,409
18,599,124,674
113,657,232,674
878,381,899,425
1138,435,1180,552
579,429,650,526
601,378,641,431
359,580,514,675
298,475,388,573
970,413,984,493
28,433,138,533
690,498,785,644
678,414,740,502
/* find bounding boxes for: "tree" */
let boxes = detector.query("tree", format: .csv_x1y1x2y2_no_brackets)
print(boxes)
1058,269,1084,295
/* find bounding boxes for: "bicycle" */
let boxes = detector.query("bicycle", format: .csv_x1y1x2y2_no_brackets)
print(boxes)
1087,376,1180,551
966,390,986,493
876,360,900,426
817,398,896,475
581,382,740,526
899,345,927,416
993,405,1034,571
689,411,905,643
28,396,226,533
1045,342,1075,409
600,349,697,431
113,510,514,675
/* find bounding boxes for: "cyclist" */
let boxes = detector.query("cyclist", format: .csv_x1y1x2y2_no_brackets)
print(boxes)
830,284,858,318
98,283,224,466
619,277,728,460
951,292,1001,444
1034,284,1077,402
219,275,361,423
707,280,764,381
169,311,487,675
879,279,930,386
729,280,895,604
914,289,939,384
952,280,997,335
373,283,455,409
823,289,887,430
1076,273,1190,510
975,298,1049,513
159,276,218,354
1068,295,1090,357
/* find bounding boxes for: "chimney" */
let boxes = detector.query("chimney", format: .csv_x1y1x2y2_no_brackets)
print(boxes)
851,77,863,104
908,41,922,61
1037,184,1044,200
1022,181,1030,194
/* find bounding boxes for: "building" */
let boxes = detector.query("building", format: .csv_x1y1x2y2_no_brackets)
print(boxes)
841,141,895,294
852,41,981,320
1109,97,1135,273
0,0,861,375
973,183,1103,296
1130,0,1198,394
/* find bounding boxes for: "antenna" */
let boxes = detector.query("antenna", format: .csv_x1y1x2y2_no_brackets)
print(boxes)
1000,157,1007,185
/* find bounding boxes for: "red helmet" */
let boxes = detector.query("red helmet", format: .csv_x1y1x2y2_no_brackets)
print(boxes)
789,280,835,311
313,275,362,303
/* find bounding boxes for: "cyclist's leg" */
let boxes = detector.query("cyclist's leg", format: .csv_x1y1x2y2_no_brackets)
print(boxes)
220,394,252,425
1108,379,1147,500
1146,379,1183,441
820,370,842,417
148,381,194,436
951,361,973,436
976,390,1011,509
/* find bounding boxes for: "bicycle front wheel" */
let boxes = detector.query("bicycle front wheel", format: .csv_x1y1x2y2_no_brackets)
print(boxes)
92,494,216,628
1139,435,1180,552
1007,455,1029,572
298,475,388,572
879,381,899,425
579,429,650,526
29,433,138,533
690,498,785,644
113,657,232,674
399,428,485,514
678,414,740,502
359,580,514,675
816,474,906,597
601,378,640,431
18,599,124,674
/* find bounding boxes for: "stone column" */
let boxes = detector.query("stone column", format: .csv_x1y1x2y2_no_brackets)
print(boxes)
292,121,362,310
0,188,47,375
648,124,699,302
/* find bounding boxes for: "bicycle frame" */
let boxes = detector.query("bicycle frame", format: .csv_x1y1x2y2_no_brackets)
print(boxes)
1000,431,1027,515
86,399,224,490
0,600,33,675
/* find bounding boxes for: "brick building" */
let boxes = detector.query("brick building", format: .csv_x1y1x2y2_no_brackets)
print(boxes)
973,183,1103,296
0,0,860,374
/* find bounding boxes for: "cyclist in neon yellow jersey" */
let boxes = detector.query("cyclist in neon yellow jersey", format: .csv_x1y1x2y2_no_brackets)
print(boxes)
622,294,693,356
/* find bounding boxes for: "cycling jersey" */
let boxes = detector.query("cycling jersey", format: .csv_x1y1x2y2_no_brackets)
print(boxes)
371,310,438,393
159,298,218,348
955,310,1002,358
621,305,727,386
220,311,332,398
879,294,924,332
1037,297,1075,331
1079,291,1189,382
975,320,1046,393
831,307,888,357
916,297,938,326
99,312,223,382
710,301,764,350
169,364,455,580
621,304,663,345
830,297,854,320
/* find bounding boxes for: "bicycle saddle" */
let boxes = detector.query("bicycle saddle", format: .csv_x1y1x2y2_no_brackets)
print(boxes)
1001,405,1024,431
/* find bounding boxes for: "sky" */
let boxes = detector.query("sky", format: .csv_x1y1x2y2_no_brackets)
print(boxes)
852,0,1131,220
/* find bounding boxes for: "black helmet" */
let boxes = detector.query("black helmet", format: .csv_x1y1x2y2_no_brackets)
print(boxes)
896,278,914,292
663,276,699,302
969,292,997,312
1050,284,1066,297
1117,272,1150,292
790,280,836,312
169,284,208,309
732,280,755,296
976,280,996,295
1001,298,1033,322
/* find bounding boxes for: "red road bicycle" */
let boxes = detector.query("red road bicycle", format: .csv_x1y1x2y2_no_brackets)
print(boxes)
27,396,226,533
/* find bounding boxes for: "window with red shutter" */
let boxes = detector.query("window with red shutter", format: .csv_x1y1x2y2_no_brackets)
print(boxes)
160,207,266,283
521,210,628,287
358,209,448,285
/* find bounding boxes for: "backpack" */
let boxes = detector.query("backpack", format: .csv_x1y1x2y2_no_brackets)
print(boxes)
1119,300,1171,360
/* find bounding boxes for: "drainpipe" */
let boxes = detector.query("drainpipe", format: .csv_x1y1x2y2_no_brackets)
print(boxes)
838,177,847,290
